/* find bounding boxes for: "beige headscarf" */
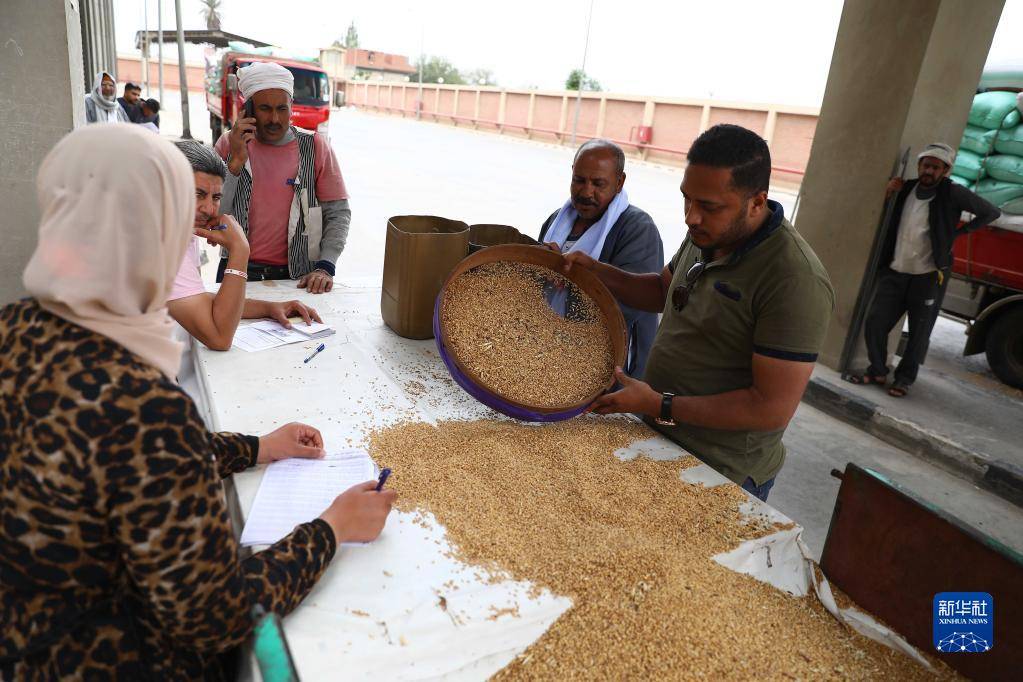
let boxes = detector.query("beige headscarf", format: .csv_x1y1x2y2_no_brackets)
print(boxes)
23,124,195,378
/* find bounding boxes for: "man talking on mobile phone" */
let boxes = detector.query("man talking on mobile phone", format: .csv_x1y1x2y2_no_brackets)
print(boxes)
214,61,351,293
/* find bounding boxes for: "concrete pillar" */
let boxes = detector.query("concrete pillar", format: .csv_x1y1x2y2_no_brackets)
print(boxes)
559,95,569,140
641,100,656,160
795,0,1003,371
900,0,1004,168
433,86,440,118
763,109,778,148
498,90,507,132
526,92,536,138
453,87,460,121
474,88,481,128
0,0,85,303
698,104,711,134
596,96,607,137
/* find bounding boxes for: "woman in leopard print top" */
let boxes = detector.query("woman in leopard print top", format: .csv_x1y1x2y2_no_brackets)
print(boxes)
0,125,396,680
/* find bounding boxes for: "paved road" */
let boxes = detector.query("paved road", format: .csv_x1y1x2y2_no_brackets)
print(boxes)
327,107,796,286
322,108,1023,558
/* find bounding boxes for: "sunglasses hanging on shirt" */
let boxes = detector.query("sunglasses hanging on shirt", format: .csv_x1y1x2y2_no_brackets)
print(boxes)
672,261,707,313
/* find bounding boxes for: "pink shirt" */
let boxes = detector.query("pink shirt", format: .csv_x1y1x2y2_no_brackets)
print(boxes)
169,238,206,301
215,133,348,266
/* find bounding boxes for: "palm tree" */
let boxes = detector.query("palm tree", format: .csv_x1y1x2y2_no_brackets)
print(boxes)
199,0,223,31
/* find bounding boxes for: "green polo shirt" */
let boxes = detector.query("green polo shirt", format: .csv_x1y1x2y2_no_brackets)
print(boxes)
643,201,834,486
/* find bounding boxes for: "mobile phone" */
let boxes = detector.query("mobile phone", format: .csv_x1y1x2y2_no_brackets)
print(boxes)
243,99,255,119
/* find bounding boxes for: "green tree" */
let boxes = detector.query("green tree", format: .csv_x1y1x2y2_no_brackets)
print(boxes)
412,56,465,85
344,21,360,48
565,69,601,92
464,68,496,86
199,0,222,31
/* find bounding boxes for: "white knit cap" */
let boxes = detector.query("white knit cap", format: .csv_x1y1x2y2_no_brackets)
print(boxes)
237,62,294,100
918,142,955,167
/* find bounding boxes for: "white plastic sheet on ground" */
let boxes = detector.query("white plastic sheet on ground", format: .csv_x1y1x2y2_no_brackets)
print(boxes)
195,280,932,680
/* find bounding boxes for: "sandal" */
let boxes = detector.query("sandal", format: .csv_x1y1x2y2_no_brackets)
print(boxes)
888,382,909,398
843,372,887,387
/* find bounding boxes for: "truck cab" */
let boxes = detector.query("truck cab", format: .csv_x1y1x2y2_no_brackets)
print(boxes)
207,52,330,144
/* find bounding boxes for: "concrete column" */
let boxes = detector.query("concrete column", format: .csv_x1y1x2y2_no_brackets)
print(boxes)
433,86,440,118
559,95,569,140
596,96,607,137
498,90,507,132
641,100,656,160
900,0,1004,167
763,109,778,148
526,91,536,138
698,104,711,134
453,87,460,121
1,0,85,303
795,0,1002,371
473,88,481,129
388,84,393,109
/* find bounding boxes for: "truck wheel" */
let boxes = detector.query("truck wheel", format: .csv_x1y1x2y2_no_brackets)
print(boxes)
985,306,1023,388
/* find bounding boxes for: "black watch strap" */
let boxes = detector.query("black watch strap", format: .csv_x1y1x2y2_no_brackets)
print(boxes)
657,392,676,426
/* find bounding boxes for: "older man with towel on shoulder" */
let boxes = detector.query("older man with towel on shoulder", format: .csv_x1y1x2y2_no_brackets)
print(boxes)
541,139,664,377
215,61,351,293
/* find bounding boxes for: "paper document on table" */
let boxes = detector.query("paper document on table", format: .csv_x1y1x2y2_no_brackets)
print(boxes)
253,318,336,341
240,449,377,546
231,319,335,352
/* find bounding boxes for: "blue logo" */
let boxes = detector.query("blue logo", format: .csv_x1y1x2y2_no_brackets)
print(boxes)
933,592,993,653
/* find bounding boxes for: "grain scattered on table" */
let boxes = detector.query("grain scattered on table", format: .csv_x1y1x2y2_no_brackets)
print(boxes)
369,417,957,680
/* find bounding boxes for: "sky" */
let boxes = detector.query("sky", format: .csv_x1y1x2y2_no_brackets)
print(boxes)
115,0,1023,107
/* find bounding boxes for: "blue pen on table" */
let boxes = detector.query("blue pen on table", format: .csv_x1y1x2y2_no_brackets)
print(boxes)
375,468,392,492
303,343,326,364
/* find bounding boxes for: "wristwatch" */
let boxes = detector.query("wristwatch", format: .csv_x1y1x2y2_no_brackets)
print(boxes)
655,392,676,426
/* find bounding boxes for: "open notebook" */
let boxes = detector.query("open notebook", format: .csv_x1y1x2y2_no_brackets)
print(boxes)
232,318,336,352
240,449,378,547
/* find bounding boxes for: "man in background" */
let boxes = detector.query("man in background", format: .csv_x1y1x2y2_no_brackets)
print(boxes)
848,142,1000,397
215,62,351,293
84,71,129,124
139,99,161,131
540,139,663,377
118,82,143,122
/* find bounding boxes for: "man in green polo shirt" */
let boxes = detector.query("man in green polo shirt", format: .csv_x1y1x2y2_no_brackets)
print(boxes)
562,124,834,501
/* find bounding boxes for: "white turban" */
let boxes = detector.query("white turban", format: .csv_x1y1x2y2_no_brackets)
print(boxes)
238,61,294,100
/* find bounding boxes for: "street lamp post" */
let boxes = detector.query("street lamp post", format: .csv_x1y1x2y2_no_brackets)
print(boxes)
570,0,595,147
174,0,191,138
157,0,164,103
142,0,149,96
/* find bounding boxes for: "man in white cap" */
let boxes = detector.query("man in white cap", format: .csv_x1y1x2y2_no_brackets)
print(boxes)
847,142,1000,397
214,61,350,293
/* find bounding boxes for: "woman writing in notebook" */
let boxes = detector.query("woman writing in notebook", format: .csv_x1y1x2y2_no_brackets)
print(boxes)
0,125,396,680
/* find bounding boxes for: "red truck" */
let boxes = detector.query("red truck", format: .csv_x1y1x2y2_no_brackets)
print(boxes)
206,52,331,143
943,217,1023,387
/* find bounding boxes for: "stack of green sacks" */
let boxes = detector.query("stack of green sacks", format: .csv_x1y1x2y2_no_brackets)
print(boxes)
953,91,1023,214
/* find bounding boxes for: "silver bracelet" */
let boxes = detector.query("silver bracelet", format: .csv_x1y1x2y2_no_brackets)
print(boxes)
223,268,248,280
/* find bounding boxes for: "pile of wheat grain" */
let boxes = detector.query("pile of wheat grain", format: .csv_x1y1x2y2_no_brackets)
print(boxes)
368,417,955,681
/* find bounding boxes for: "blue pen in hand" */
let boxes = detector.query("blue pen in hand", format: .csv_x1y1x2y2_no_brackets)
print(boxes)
375,468,392,491
303,343,325,363
209,224,228,231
